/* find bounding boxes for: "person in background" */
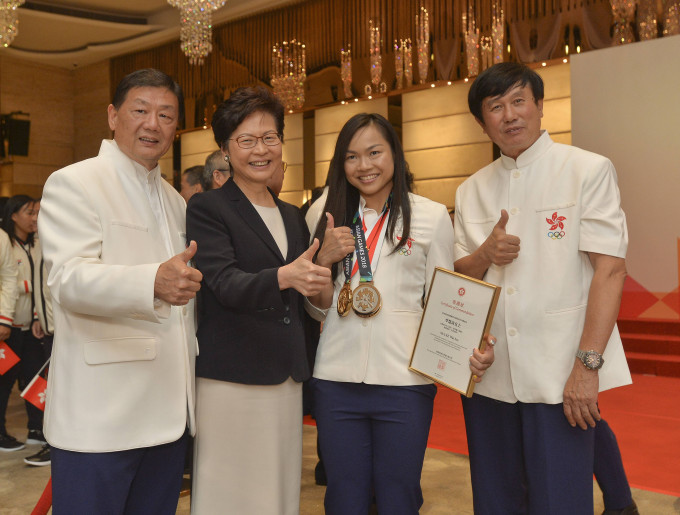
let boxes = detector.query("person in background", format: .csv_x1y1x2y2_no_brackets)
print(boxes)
187,86,330,514
180,165,205,203
2,195,47,452
305,112,495,514
266,160,287,197
39,68,201,514
0,204,19,452
23,196,54,467
454,62,632,514
203,149,229,190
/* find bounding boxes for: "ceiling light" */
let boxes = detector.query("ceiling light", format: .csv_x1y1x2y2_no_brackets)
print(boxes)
0,1,25,48
167,1,227,65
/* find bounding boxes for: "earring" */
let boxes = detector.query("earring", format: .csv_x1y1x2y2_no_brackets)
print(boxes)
224,155,230,163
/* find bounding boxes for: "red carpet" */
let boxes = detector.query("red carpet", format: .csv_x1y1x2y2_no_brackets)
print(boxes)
426,374,680,497
304,374,680,496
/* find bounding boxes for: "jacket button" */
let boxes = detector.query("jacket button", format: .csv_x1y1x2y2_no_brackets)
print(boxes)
283,317,291,325
285,305,290,312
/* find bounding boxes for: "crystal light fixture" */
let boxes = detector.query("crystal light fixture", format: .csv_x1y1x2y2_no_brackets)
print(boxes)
341,45,353,99
394,38,412,90
416,7,430,84
610,0,636,45
167,0,227,65
366,20,386,95
664,0,680,36
0,0,25,48
271,40,306,111
463,4,480,77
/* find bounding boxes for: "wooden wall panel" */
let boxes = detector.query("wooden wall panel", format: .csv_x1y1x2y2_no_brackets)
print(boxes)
315,98,389,135
74,60,111,162
406,142,493,180
180,128,218,172
402,82,472,121
538,62,571,100
402,114,487,151
0,56,75,195
413,176,467,210
542,97,571,135
281,113,305,196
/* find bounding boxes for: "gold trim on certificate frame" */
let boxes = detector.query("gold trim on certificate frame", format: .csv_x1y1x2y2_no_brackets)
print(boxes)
408,267,501,397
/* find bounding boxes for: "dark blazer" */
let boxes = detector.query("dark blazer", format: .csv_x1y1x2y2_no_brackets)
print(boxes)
186,179,311,385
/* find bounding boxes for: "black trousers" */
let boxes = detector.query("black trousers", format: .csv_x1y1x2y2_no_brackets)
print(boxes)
0,328,47,433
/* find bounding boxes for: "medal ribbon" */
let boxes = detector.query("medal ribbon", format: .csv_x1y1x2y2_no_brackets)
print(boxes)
342,198,390,284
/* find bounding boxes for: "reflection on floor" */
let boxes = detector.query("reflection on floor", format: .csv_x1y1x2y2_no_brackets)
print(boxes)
2,390,678,514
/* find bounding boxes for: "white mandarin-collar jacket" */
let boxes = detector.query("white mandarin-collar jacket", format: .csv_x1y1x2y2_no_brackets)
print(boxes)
306,193,454,386
454,131,631,404
39,140,197,452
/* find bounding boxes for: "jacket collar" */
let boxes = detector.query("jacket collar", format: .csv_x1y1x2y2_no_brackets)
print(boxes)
499,130,553,170
222,179,296,264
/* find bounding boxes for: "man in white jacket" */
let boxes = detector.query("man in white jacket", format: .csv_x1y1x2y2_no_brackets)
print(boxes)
39,69,202,514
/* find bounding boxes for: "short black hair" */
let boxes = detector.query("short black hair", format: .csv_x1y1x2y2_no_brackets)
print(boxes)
112,68,184,120
211,86,285,152
183,166,204,187
2,194,35,245
468,62,544,122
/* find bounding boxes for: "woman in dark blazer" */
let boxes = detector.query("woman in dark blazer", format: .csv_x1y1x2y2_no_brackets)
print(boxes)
186,86,330,514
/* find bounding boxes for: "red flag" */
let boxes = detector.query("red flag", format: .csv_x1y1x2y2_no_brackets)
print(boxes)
21,374,47,411
0,340,20,375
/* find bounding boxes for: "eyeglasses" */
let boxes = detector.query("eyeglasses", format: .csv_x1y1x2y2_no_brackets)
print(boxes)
229,133,282,149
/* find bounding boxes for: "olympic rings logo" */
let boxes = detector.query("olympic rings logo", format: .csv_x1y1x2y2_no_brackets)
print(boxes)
547,231,566,239
398,248,412,256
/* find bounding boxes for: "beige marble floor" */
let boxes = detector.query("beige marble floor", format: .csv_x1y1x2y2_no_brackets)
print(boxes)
2,389,678,514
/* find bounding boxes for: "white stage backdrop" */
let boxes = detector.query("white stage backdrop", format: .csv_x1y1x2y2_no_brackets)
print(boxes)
571,35,680,320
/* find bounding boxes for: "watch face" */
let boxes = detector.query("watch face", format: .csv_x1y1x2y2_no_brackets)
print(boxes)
582,350,604,370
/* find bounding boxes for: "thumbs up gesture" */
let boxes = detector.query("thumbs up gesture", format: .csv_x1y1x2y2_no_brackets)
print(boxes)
278,238,332,296
480,210,521,267
154,240,203,305
315,212,356,269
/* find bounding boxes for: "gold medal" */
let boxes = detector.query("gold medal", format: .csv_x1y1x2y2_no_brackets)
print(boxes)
337,282,353,317
351,282,381,318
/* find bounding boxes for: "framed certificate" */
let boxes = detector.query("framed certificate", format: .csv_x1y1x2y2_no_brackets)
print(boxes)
409,267,500,397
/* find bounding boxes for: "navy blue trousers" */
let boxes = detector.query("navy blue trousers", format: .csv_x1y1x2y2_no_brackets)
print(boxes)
462,394,595,515
51,430,187,515
594,418,633,510
313,379,437,515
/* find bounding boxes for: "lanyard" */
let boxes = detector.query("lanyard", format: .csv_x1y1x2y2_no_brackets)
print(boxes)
342,199,390,284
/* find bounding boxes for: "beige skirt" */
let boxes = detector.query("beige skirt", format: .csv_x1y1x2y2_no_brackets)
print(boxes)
191,377,303,515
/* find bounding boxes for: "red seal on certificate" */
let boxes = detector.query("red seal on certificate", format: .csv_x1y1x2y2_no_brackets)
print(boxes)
352,282,381,318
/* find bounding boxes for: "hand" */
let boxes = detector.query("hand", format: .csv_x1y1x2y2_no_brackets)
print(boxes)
154,240,203,306
0,325,10,342
470,335,496,383
563,361,601,430
480,210,520,267
278,238,332,296
315,213,355,269
31,321,45,340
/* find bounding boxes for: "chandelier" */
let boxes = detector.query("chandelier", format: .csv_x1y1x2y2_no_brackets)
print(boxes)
271,40,306,111
167,0,227,65
0,0,25,48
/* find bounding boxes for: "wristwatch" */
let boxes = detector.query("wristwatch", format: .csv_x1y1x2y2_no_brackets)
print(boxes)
576,349,605,370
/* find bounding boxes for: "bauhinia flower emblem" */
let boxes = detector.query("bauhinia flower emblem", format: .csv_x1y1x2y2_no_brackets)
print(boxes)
0,349,5,359
546,212,566,230
38,390,46,404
